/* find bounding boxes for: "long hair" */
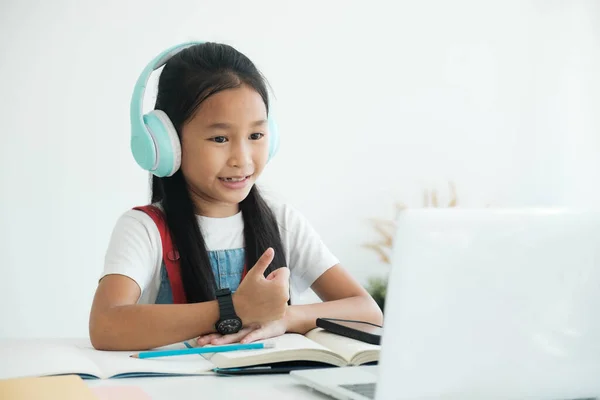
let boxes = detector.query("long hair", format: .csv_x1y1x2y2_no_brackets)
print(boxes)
150,42,287,303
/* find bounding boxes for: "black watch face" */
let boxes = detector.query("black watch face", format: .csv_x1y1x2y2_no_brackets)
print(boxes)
217,318,242,334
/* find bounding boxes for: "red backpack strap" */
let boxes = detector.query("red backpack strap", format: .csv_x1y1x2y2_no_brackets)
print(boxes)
133,205,187,304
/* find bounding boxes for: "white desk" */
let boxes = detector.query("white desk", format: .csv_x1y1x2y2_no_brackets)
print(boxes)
87,374,332,399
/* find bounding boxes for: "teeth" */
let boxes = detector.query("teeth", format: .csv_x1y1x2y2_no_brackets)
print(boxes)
223,177,246,182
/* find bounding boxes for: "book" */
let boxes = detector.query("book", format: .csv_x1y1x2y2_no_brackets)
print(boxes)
0,338,215,380
197,328,381,370
0,375,98,400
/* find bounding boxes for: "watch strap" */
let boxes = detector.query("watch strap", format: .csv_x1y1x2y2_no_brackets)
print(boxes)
216,289,236,319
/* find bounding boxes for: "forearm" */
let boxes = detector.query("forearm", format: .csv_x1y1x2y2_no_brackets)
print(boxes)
89,301,219,351
287,295,384,335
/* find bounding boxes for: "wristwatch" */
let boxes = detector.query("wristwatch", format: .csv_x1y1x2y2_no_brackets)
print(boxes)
215,288,243,335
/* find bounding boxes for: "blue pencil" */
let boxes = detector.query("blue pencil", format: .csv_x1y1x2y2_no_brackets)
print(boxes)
131,342,275,359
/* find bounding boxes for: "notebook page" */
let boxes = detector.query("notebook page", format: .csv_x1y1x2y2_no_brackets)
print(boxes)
306,328,380,364
0,338,103,380
204,333,326,359
76,341,215,378
203,333,341,366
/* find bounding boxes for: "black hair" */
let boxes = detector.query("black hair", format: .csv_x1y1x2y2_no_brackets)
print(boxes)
150,42,287,303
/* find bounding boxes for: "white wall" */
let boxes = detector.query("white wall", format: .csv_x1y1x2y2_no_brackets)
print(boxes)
1,0,598,339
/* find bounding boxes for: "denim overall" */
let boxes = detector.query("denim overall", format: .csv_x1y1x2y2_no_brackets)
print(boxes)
155,248,245,304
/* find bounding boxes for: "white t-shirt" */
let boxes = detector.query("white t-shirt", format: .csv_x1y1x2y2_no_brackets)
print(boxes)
101,201,339,304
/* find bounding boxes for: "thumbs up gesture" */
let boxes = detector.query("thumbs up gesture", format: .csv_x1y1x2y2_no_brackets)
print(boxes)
232,248,290,326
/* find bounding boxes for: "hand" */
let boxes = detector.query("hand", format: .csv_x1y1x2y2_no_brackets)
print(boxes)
197,318,289,346
232,247,290,326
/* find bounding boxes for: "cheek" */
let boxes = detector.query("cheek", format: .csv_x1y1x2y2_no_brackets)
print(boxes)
253,144,270,169
180,142,218,180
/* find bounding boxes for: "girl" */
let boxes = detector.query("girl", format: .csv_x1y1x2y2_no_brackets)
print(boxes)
89,41,383,351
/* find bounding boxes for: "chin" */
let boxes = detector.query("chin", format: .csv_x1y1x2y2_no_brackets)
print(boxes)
221,187,254,204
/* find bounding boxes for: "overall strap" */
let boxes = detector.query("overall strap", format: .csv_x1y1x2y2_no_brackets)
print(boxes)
133,205,187,304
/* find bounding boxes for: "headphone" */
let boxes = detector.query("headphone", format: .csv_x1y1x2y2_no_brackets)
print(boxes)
130,41,280,178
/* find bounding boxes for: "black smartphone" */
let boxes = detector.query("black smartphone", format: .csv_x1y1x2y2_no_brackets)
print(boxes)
316,318,383,345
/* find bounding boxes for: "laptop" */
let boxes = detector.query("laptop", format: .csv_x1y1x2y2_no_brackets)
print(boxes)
292,208,600,400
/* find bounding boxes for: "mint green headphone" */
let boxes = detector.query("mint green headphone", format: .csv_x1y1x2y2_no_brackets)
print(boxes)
130,41,280,178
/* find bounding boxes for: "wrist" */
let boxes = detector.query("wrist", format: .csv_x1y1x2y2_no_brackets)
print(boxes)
285,306,311,334
215,288,242,335
231,292,247,326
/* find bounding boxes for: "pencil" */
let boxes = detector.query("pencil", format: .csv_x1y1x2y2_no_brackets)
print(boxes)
130,342,275,359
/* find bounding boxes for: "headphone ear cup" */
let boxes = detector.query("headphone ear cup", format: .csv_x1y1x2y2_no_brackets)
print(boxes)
143,110,181,177
131,121,158,172
267,115,279,162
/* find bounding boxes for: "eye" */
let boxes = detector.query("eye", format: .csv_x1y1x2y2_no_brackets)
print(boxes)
250,133,264,140
211,136,228,143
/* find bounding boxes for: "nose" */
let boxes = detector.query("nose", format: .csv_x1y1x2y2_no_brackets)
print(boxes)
228,140,252,169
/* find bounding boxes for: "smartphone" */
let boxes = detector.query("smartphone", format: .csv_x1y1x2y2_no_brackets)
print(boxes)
316,318,383,345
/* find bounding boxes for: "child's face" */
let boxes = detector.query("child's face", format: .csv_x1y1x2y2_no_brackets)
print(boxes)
180,83,270,216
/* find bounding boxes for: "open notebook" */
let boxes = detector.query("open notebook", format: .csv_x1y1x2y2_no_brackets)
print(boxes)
198,328,380,371
0,338,215,380
1,329,379,380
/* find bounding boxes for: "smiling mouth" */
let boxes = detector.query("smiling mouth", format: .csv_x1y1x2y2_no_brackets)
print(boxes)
218,175,252,182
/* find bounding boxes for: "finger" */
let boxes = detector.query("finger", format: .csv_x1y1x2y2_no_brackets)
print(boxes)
196,333,222,346
196,333,221,346
239,328,266,344
268,266,290,283
211,327,254,345
211,326,257,345
249,248,275,278
266,266,289,281
239,322,285,344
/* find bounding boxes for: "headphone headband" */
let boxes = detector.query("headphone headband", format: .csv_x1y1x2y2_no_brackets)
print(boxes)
130,41,203,144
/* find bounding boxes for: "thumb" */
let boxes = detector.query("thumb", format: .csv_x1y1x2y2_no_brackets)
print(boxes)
249,248,275,278
266,266,290,283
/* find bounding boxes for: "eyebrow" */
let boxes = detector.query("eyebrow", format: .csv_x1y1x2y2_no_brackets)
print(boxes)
206,120,267,130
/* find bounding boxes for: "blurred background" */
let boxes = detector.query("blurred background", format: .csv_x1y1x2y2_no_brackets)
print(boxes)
0,0,598,338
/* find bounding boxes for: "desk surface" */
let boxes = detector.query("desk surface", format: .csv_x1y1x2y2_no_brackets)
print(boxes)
87,374,332,399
